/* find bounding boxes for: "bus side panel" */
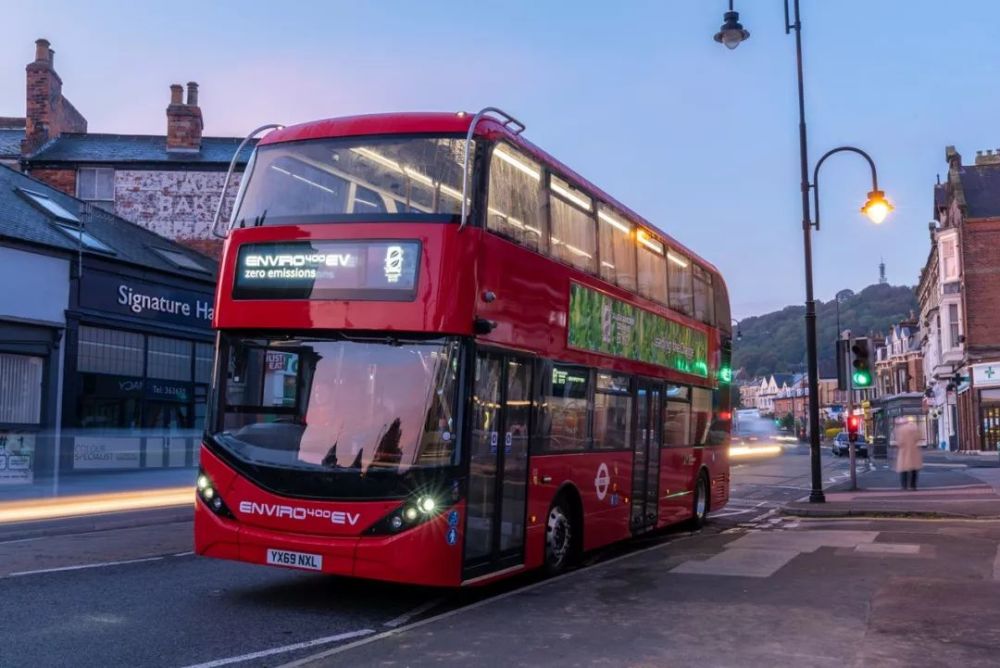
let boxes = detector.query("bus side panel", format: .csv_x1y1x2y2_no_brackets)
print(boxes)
658,446,696,526
529,452,633,555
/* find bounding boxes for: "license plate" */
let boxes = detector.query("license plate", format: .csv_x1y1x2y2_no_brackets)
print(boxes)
266,548,323,571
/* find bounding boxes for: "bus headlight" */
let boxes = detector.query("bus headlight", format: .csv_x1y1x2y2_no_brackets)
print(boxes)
365,493,448,536
196,469,234,519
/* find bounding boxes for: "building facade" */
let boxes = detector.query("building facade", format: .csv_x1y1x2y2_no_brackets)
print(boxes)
0,164,216,487
919,146,1000,451
5,39,251,259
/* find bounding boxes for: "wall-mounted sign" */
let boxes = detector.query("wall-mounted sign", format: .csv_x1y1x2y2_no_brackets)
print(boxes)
972,363,1000,389
79,271,214,329
567,282,709,378
232,240,420,301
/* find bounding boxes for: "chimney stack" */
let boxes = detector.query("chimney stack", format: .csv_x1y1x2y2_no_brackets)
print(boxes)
166,81,203,152
974,148,1000,166
22,38,87,156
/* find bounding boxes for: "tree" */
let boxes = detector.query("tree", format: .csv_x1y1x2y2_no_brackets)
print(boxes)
778,412,795,432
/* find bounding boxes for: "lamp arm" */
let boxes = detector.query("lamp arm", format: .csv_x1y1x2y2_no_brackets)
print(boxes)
810,145,880,231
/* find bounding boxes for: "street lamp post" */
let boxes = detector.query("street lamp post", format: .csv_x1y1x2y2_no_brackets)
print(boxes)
714,0,892,503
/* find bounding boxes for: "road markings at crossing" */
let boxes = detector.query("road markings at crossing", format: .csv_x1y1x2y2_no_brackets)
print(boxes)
181,629,376,668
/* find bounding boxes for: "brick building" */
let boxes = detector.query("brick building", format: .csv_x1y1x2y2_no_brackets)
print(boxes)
6,39,253,258
919,146,1000,451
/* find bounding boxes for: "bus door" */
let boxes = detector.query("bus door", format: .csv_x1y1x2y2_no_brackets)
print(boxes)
463,351,532,579
631,379,662,533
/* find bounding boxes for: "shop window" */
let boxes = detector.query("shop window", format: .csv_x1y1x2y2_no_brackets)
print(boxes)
487,144,545,251
668,250,693,316
0,353,44,424
691,387,712,445
594,373,631,450
663,400,690,447
194,342,215,384
78,326,144,376
148,336,193,381
597,205,637,291
537,363,590,452
692,264,715,325
548,175,597,274
636,233,667,304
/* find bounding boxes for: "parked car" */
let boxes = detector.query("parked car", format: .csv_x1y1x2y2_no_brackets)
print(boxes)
832,431,868,457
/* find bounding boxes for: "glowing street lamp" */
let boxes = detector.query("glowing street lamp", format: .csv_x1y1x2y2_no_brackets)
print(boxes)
861,190,893,224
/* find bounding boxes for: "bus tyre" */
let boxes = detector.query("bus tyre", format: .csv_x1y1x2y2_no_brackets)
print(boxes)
544,498,574,575
689,473,710,530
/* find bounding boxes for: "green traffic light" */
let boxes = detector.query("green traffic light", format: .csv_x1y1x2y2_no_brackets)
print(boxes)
852,370,872,387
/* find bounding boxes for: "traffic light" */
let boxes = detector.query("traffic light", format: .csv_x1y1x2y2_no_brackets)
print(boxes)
847,415,860,443
851,338,873,388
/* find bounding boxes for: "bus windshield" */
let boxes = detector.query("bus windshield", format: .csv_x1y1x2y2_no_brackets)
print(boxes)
212,335,460,475
233,135,472,227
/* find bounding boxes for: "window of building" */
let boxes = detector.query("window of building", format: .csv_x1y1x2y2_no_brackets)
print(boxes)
692,264,715,325
663,401,690,446
668,250,693,315
597,205,637,291
548,175,596,274
147,336,193,381
537,364,590,452
52,222,116,254
19,188,79,223
0,353,44,424
636,231,667,304
150,247,209,273
941,236,958,281
77,168,115,207
77,326,144,376
195,343,215,384
691,387,712,445
487,144,545,251
594,373,631,450
949,303,961,349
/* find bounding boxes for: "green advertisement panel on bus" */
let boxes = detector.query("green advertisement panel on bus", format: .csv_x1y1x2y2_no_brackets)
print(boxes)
567,283,709,378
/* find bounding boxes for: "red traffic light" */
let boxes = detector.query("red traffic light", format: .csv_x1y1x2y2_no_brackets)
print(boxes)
848,416,860,429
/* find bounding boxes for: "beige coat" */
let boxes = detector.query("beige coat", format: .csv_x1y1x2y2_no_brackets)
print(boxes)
894,421,923,472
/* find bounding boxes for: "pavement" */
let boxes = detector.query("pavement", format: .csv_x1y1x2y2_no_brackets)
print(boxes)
784,449,1000,519
287,514,1000,668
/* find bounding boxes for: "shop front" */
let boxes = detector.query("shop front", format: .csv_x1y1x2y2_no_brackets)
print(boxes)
0,245,69,487
61,269,215,476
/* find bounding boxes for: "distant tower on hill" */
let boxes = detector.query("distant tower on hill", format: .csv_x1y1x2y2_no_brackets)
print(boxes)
879,257,887,285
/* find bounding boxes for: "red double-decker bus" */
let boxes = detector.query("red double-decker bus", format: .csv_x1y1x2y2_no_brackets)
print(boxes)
195,109,733,587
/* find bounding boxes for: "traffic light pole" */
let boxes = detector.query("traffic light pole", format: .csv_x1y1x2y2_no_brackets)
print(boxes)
847,335,857,491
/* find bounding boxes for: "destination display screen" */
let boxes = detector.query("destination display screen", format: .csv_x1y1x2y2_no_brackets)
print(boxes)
232,240,420,301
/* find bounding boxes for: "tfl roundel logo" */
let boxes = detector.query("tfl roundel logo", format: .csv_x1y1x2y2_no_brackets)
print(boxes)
384,246,404,283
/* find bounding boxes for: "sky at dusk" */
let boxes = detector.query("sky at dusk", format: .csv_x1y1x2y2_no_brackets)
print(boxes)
3,1,998,318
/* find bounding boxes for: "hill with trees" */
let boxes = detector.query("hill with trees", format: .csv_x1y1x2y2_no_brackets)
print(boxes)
733,283,919,379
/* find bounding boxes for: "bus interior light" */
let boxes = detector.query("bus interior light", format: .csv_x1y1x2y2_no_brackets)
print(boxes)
667,251,689,268
493,147,541,180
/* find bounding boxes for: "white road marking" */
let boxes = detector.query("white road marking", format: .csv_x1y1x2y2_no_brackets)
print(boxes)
6,556,164,578
383,597,445,628
182,629,375,668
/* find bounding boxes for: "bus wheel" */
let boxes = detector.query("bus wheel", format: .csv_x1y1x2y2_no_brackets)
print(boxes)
545,498,574,575
690,473,710,529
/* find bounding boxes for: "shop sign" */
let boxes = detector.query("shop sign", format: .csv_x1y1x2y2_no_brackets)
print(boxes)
972,363,1000,389
567,283,708,377
73,436,141,469
0,432,35,485
145,380,190,402
79,272,214,329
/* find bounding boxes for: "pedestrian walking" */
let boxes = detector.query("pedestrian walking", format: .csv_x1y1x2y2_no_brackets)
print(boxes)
894,418,923,490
